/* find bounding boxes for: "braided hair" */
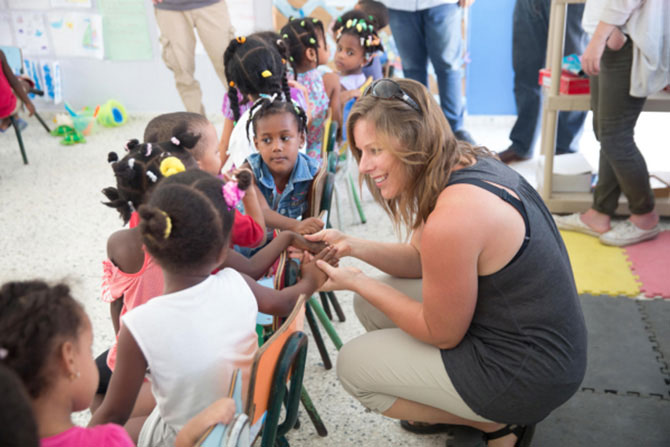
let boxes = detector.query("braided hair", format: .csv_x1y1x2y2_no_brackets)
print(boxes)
102,123,199,224
333,9,384,59
139,170,245,273
280,17,325,78
223,33,292,123
246,96,308,143
0,280,84,399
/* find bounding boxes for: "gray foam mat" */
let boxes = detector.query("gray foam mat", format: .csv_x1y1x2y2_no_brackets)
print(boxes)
639,299,670,369
579,295,669,397
534,391,670,446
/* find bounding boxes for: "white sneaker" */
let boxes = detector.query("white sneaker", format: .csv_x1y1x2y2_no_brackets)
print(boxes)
599,220,660,247
553,213,600,237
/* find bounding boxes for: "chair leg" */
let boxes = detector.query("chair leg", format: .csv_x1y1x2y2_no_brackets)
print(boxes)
300,386,328,437
319,291,333,320
333,184,343,230
348,173,367,224
33,112,51,133
327,291,346,322
305,302,332,369
308,296,343,350
9,116,28,165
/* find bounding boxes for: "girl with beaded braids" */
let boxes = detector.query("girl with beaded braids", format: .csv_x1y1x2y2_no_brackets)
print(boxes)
332,9,384,104
241,96,325,249
89,171,337,446
218,32,311,172
281,17,341,161
94,126,198,419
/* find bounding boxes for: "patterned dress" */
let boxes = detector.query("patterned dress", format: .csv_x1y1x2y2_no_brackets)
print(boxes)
297,68,329,162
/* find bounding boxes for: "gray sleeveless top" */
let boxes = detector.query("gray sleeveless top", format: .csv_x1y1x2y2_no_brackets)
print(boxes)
440,156,587,425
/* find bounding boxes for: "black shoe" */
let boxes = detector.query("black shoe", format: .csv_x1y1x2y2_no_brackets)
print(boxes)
497,148,531,164
484,424,535,447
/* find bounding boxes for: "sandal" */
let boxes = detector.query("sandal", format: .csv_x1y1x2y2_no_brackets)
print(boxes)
484,424,535,447
400,420,452,434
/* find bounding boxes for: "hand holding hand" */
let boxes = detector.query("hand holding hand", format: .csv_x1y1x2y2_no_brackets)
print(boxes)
289,232,328,254
304,228,351,257
294,217,324,235
314,260,364,292
300,246,339,290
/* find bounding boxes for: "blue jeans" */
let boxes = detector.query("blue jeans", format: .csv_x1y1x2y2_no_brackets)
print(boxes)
388,4,465,132
510,0,587,157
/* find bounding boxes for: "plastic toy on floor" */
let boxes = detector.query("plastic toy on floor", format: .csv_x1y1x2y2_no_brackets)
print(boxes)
50,113,85,145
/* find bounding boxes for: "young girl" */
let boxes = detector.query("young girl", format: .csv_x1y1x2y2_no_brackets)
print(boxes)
219,32,311,172
97,132,198,415
0,280,134,446
245,96,326,243
89,171,335,446
281,17,341,161
332,10,384,104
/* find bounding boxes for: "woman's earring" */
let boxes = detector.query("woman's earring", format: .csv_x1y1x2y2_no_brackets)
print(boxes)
69,371,80,381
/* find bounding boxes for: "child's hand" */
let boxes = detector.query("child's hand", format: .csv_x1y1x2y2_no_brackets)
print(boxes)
289,231,328,254
25,100,35,117
300,246,339,290
200,398,236,427
341,89,361,104
293,217,324,235
304,228,351,257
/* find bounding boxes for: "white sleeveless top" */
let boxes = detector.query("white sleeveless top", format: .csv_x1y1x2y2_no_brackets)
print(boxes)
123,268,258,430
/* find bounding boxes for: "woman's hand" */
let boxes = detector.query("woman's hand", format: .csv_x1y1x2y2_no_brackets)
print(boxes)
582,21,618,76
304,228,352,257
314,259,364,292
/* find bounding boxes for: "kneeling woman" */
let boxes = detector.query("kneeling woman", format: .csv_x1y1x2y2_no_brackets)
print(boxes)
309,79,587,446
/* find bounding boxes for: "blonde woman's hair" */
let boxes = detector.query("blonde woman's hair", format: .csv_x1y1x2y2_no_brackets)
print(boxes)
347,78,493,232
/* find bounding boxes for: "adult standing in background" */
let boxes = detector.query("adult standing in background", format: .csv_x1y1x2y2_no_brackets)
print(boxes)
153,0,234,115
498,0,587,164
382,0,476,144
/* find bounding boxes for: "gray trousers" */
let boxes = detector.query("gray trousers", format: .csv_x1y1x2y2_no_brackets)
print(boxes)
591,39,654,215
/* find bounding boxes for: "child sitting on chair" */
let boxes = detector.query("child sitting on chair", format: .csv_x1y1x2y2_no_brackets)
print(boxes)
244,96,325,246
0,49,35,132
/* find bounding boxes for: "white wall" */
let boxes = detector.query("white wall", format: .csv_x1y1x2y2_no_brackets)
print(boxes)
28,0,274,114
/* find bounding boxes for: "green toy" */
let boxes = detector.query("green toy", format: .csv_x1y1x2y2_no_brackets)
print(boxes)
50,124,85,145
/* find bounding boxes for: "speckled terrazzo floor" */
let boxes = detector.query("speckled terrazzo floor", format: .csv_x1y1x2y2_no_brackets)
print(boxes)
1,111,669,446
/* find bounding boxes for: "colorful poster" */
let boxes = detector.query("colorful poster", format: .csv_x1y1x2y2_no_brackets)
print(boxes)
0,13,14,46
8,0,49,9
12,12,50,55
51,0,93,7
42,60,62,104
47,12,104,59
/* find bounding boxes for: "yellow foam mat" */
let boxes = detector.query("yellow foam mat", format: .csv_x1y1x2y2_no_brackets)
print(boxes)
560,231,641,297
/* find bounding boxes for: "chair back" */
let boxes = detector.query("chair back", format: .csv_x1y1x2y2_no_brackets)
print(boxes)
0,46,23,75
246,295,307,426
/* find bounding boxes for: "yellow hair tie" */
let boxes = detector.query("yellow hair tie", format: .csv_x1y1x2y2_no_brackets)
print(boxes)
236,36,246,44
159,156,185,177
261,70,272,78
160,211,172,239
356,23,363,33
229,81,235,87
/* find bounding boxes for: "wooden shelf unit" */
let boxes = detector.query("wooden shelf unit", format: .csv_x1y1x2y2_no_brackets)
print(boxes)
539,0,670,216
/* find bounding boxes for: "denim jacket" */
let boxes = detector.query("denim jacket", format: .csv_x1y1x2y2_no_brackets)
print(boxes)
247,152,320,220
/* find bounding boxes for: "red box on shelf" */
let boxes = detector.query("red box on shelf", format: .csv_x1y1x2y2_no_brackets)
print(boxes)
539,68,590,95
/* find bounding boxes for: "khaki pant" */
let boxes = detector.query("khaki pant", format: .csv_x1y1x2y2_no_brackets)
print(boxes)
336,275,492,423
155,1,234,115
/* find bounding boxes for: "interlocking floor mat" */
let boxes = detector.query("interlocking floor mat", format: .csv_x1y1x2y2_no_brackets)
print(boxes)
560,231,641,296
624,231,670,298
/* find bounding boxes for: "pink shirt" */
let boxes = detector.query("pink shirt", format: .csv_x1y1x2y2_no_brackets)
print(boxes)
41,425,133,447
101,214,164,370
0,66,17,119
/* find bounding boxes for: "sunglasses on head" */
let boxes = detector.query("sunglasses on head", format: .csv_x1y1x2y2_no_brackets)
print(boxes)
362,79,421,113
